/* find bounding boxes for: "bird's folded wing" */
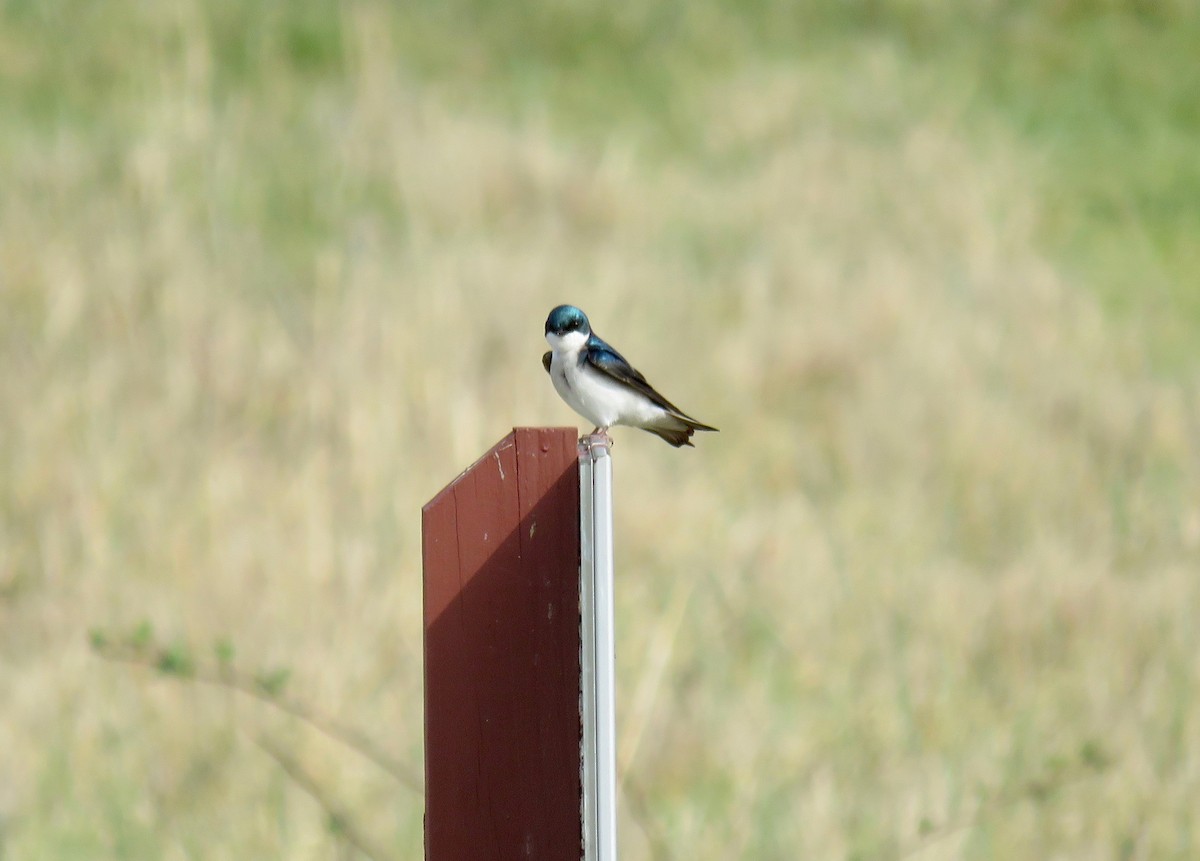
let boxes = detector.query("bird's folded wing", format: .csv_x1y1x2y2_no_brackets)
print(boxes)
585,341,686,416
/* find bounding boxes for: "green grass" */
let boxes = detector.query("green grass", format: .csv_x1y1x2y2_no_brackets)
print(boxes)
2,1,1199,858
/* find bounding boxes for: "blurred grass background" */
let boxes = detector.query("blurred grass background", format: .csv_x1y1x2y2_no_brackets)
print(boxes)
2,1,1199,858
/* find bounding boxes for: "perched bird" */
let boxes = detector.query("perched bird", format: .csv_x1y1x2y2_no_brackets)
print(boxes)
542,304,718,447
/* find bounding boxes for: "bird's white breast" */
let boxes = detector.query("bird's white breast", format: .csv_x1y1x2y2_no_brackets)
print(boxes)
549,349,666,429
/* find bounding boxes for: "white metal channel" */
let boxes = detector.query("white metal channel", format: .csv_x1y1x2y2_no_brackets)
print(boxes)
579,434,617,861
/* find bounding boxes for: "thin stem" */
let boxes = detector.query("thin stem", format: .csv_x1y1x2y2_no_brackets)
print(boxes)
93,643,423,792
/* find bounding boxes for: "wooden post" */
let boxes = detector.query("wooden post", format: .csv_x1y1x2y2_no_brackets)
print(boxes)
422,427,582,859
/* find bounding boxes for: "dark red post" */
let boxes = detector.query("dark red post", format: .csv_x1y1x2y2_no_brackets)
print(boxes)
422,427,582,860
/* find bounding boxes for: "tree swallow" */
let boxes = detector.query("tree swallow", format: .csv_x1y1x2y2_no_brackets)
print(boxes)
542,304,718,447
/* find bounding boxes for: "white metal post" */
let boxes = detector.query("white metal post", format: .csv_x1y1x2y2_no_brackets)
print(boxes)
579,433,617,861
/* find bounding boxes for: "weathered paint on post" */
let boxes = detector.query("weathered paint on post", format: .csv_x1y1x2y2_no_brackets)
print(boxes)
422,427,582,860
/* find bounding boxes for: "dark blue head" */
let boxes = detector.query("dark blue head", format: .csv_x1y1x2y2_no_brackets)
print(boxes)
545,305,591,338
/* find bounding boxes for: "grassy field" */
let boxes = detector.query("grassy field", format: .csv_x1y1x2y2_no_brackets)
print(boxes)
2,2,1199,858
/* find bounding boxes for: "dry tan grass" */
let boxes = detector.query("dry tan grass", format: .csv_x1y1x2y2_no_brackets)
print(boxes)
2,6,1198,859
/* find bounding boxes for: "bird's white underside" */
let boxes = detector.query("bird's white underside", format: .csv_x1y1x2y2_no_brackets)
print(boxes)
546,332,677,430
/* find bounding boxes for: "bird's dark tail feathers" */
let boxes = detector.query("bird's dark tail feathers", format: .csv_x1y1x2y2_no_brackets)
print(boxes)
646,418,719,448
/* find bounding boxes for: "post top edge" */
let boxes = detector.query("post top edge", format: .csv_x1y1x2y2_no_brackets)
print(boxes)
423,427,579,509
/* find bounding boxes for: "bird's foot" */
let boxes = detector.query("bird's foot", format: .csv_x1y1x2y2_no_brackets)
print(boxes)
585,427,613,447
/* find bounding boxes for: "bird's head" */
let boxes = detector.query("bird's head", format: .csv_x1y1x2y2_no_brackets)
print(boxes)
544,305,591,351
